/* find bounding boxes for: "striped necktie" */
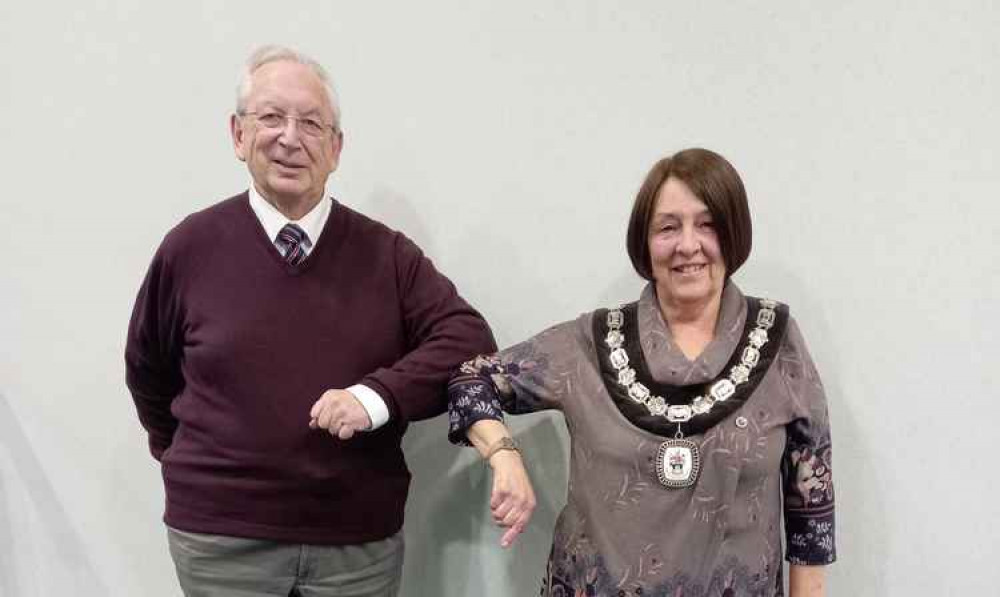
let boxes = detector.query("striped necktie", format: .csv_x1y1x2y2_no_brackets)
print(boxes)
277,223,309,266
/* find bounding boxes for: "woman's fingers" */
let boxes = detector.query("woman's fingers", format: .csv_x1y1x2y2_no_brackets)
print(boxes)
488,453,537,547
500,520,526,548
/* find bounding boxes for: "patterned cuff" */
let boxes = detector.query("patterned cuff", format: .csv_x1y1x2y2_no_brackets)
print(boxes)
447,377,505,446
447,410,506,446
348,384,390,430
785,510,837,565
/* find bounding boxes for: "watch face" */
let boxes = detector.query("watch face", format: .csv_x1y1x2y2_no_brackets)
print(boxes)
487,436,518,459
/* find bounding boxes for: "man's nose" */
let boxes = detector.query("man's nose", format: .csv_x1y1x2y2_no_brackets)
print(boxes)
277,118,303,146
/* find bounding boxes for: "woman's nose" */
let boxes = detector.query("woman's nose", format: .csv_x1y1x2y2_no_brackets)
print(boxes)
676,224,701,254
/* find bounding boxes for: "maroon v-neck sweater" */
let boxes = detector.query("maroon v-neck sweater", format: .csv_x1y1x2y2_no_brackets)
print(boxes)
125,193,495,544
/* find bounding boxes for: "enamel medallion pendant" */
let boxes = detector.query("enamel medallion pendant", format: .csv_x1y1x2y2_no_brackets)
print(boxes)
655,439,701,488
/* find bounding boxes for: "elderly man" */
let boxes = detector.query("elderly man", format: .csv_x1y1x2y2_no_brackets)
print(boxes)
125,45,495,597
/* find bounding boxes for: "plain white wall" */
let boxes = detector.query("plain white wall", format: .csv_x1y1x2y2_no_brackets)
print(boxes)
1,1,997,595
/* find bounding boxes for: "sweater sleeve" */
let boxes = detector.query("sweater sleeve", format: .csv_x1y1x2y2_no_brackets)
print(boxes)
124,243,186,460
778,317,837,565
446,318,580,445
359,235,496,424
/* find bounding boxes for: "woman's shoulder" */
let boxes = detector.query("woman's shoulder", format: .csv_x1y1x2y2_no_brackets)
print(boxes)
537,309,603,348
505,308,609,363
732,292,814,374
766,303,828,405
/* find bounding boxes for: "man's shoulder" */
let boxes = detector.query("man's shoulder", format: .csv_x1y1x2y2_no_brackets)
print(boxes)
158,192,250,256
334,201,422,255
174,192,248,232
335,202,397,236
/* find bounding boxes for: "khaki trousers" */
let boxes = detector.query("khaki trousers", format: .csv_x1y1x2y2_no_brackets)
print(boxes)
167,527,403,597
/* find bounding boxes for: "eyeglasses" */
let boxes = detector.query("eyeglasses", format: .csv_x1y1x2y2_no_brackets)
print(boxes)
242,111,337,138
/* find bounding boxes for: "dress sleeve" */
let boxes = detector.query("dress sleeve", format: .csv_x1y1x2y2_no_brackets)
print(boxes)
124,243,186,460
447,318,582,445
778,316,837,565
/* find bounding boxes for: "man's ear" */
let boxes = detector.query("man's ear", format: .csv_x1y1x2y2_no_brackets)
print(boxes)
332,129,344,159
326,129,344,173
230,114,247,162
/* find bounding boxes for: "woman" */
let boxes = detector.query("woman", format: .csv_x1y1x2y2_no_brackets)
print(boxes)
447,148,835,596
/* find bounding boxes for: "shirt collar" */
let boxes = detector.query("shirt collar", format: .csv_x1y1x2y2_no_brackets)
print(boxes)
247,183,331,248
636,281,748,384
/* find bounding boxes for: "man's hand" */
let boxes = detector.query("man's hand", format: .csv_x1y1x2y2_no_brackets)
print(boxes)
309,389,372,440
488,450,536,548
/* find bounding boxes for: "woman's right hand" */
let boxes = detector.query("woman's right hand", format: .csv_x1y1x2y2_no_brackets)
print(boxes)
487,450,536,548
466,420,537,547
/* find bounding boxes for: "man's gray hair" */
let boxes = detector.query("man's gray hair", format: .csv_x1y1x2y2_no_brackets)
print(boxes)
236,45,342,130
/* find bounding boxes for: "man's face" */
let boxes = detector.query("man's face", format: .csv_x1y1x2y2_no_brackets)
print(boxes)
231,60,343,208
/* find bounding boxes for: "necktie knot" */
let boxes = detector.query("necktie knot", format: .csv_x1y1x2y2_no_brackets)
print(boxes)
277,223,309,265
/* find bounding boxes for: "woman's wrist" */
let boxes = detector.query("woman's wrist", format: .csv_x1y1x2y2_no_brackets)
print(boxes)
483,436,520,461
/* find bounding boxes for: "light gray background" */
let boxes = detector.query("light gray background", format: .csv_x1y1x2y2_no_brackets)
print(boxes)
1,1,997,595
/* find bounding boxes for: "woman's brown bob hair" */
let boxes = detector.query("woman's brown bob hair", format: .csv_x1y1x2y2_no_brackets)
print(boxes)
626,148,752,281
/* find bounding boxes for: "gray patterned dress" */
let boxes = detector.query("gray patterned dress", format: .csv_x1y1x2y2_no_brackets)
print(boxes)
447,283,835,597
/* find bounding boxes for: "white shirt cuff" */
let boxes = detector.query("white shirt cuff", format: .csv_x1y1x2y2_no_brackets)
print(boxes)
348,384,390,430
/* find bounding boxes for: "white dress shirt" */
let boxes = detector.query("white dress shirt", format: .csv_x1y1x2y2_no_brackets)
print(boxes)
247,184,390,430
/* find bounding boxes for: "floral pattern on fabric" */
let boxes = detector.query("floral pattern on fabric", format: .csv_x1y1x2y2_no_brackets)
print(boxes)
786,443,834,509
542,550,783,597
778,319,837,565
783,433,836,565
446,285,837,593
447,326,568,445
447,354,509,445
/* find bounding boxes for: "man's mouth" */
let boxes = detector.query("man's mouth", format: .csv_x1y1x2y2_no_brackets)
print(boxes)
273,158,304,170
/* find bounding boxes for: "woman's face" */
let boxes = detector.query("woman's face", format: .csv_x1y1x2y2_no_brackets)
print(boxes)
647,177,726,310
